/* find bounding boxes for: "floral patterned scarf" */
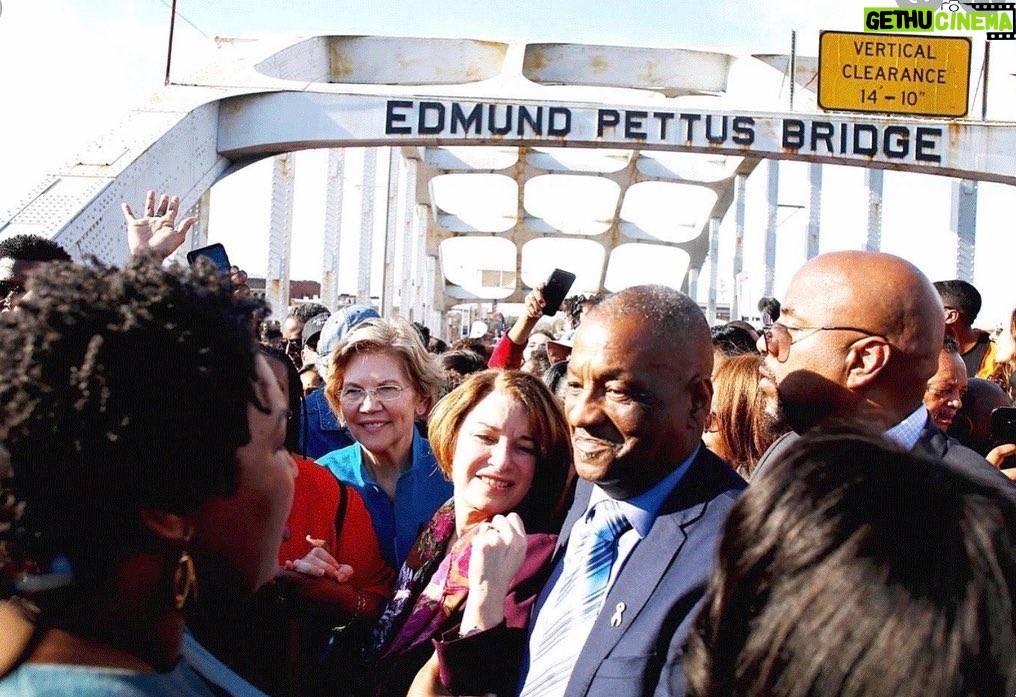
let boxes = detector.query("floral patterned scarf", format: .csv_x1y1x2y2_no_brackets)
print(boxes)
367,499,481,661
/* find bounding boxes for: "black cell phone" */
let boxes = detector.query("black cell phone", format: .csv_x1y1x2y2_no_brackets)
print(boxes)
991,406,1016,445
186,243,231,273
541,268,577,317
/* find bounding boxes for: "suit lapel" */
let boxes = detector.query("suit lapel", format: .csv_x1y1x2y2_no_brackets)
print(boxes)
563,452,716,697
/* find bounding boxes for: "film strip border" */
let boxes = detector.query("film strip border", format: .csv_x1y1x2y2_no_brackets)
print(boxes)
966,1,1016,39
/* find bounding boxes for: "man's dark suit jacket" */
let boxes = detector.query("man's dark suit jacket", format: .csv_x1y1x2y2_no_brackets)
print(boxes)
538,446,745,697
754,415,1016,500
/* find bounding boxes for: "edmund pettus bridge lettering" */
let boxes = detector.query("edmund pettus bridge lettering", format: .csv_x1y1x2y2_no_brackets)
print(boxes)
384,99,943,163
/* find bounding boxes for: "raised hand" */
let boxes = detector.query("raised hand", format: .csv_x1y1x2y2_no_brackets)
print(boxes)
459,512,527,635
122,190,197,260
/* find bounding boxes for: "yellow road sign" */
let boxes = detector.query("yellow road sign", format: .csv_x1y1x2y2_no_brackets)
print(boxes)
818,31,970,118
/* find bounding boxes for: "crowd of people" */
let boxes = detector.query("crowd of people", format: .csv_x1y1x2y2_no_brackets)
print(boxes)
0,191,1014,696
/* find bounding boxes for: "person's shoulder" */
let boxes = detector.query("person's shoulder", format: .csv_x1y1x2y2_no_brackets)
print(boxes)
752,431,800,480
660,447,747,518
689,446,749,496
0,661,217,696
410,433,448,482
316,445,362,476
524,532,558,557
294,456,341,496
304,385,329,409
919,430,1016,498
940,436,990,465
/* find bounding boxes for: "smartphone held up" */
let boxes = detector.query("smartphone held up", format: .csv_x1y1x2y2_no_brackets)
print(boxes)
186,243,231,273
541,268,576,317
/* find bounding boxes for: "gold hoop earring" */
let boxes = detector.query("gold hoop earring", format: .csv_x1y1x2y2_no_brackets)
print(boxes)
173,551,198,609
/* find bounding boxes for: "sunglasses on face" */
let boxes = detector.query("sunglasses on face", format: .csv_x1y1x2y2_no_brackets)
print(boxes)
760,314,884,363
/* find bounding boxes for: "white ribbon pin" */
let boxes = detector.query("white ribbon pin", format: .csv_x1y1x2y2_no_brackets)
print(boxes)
609,601,626,627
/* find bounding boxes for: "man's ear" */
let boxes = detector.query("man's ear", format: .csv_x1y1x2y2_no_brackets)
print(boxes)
139,509,191,544
689,375,713,425
845,338,892,389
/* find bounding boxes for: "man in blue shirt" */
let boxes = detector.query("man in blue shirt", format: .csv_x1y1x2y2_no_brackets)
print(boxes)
753,251,1014,498
516,285,745,697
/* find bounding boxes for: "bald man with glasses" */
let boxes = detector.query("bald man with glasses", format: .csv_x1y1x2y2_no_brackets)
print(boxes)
753,250,1014,495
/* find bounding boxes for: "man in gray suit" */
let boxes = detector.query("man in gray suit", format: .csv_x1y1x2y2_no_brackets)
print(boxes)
753,250,1013,494
517,285,745,697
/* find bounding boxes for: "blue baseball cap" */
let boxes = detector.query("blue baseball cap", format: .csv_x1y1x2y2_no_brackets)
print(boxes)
316,304,381,363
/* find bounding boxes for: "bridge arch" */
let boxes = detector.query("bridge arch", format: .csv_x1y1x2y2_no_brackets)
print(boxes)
2,34,1013,329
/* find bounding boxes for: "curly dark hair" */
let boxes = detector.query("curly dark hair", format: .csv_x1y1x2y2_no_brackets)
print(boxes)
0,234,72,263
0,255,266,588
287,302,330,324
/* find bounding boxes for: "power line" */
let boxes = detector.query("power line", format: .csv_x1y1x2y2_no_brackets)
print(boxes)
150,0,211,39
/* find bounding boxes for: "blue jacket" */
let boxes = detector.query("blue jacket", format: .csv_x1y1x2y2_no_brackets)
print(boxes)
298,386,355,459
317,428,453,568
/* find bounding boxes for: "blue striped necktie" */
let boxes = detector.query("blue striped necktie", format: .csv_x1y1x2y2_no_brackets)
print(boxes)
519,498,631,697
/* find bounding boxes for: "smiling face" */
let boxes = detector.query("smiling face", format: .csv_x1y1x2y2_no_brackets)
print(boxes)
924,349,967,432
339,350,426,466
451,388,537,530
191,356,297,592
565,309,712,499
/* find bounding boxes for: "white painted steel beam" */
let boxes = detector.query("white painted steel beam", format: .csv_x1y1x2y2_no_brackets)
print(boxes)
765,161,779,297
732,173,746,322
706,217,721,325
266,153,295,316
952,179,978,281
807,164,822,260
357,148,377,305
865,168,884,252
2,34,1014,321
321,149,345,310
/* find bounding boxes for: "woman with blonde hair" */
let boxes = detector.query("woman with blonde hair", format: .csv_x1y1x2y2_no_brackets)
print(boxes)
989,308,1016,402
314,317,451,569
363,369,573,697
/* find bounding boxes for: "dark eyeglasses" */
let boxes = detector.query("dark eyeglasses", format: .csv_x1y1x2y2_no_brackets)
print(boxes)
760,314,884,363
0,281,27,302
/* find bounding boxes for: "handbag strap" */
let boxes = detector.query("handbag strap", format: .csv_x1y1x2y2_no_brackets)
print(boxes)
334,480,348,540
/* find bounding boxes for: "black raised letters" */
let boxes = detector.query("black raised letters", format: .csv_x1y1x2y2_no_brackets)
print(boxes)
418,102,445,135
597,109,621,137
385,100,413,135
